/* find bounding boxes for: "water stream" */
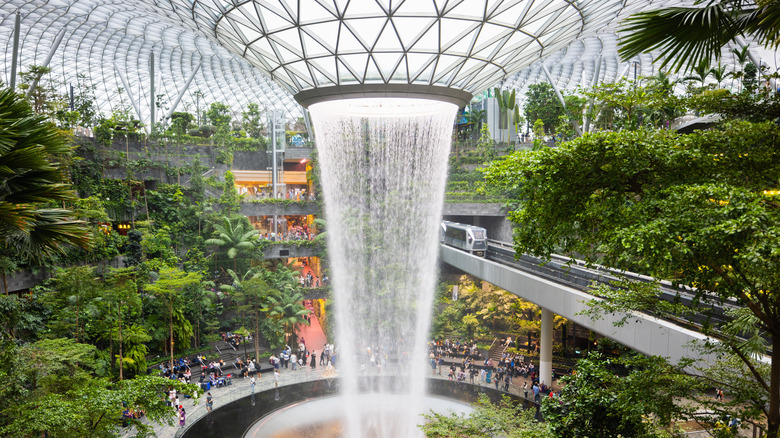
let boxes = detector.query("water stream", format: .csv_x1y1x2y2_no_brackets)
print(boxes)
308,98,457,438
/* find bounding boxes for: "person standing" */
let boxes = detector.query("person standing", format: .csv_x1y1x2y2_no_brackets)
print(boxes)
310,352,317,369
274,369,280,388
291,353,298,371
250,375,256,393
178,406,186,427
523,382,529,399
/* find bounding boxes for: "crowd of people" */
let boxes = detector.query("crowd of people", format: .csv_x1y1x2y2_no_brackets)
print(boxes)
260,225,318,242
428,338,561,401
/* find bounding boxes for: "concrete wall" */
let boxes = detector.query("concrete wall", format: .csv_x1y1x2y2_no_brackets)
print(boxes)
1,257,126,294
240,202,320,216
262,244,322,259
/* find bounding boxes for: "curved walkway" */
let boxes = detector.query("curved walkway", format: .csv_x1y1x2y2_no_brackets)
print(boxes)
145,361,550,438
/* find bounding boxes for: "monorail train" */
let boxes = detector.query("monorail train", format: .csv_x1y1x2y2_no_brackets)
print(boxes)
440,221,488,257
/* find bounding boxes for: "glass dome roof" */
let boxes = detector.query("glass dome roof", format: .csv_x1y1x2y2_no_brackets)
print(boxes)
1,0,772,122
169,0,624,105
0,0,301,128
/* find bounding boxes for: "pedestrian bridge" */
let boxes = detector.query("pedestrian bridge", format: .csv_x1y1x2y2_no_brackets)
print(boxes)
440,244,717,382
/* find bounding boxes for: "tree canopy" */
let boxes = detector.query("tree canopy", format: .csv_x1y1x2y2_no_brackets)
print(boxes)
483,119,780,436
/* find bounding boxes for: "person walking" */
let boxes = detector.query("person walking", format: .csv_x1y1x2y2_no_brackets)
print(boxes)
250,375,256,393
178,406,186,427
291,353,298,371
274,369,280,388
206,392,213,413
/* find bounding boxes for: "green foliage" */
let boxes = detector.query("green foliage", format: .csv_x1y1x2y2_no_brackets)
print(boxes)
420,394,552,438
618,0,780,73
242,102,264,138
220,171,241,214
523,83,565,134
205,216,258,274
1,376,201,438
542,353,696,438
483,120,780,435
0,88,90,263
205,102,231,128
145,267,201,366
475,122,496,161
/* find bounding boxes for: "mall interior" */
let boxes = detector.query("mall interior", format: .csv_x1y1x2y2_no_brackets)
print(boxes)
1,0,779,437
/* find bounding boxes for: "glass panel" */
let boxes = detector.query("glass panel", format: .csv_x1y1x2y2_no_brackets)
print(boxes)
337,24,365,52
409,21,439,52
393,0,438,16
373,21,403,51
299,0,336,23
343,0,385,19
258,4,293,33
302,32,333,57
344,17,387,49
303,21,340,49
339,53,370,77
491,0,529,26
446,0,486,18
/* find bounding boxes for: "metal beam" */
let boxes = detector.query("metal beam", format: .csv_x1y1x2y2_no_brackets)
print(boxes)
26,26,67,99
302,107,314,144
149,52,155,130
10,11,20,90
114,65,144,126
584,56,602,133
542,64,582,136
734,36,771,83
164,64,201,121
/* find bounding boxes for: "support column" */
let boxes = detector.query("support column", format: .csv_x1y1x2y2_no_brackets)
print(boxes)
149,52,155,130
10,11,21,90
114,66,144,125
540,307,553,387
26,26,67,99
583,56,602,133
165,64,201,121
542,64,582,136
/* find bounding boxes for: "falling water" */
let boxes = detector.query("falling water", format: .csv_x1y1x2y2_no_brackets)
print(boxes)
309,98,457,438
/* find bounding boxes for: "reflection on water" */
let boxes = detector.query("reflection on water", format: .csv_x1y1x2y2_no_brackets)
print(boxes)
245,393,471,438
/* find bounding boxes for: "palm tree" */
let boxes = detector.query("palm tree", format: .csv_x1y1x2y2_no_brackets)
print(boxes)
0,88,89,265
267,289,310,347
683,59,711,89
710,63,729,88
468,108,487,133
205,217,258,274
618,0,780,72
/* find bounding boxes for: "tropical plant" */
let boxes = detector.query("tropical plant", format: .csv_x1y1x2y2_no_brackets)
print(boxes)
619,0,780,72
267,289,310,347
420,394,554,438
0,88,89,263
483,121,780,437
205,216,258,274
494,87,518,144
468,108,487,133
542,353,697,438
145,267,200,369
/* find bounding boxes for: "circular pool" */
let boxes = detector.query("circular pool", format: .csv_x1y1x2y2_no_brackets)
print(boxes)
182,377,533,438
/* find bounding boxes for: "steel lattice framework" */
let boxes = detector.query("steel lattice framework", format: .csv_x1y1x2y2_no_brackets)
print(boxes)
1,1,774,123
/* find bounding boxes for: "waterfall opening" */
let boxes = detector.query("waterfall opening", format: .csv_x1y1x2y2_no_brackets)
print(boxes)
309,98,457,438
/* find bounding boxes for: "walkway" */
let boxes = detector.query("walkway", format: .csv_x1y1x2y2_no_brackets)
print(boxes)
146,362,711,438
299,302,328,363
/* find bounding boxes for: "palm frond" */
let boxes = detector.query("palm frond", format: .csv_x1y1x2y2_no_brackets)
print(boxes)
618,2,743,72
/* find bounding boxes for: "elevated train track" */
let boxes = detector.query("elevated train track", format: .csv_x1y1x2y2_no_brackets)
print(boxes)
483,239,745,346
